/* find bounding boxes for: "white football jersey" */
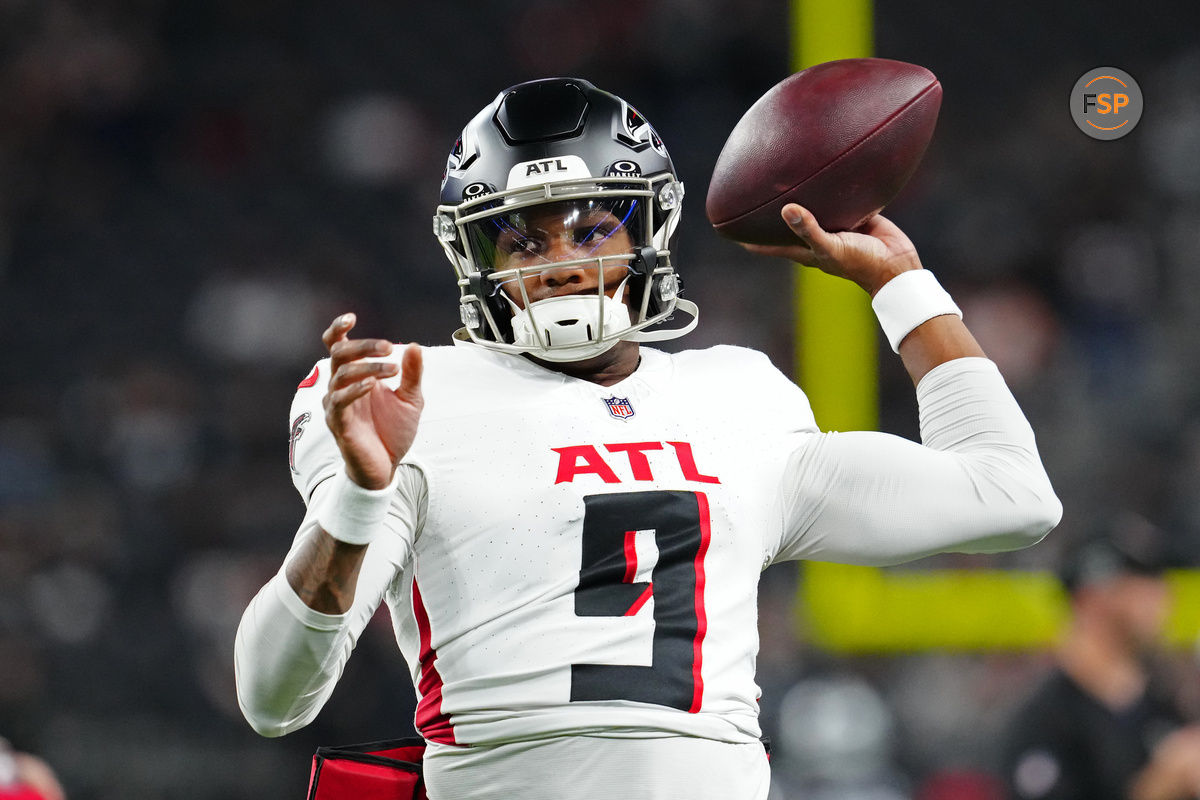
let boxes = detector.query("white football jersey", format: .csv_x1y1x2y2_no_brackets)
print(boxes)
241,340,1059,798
286,342,819,748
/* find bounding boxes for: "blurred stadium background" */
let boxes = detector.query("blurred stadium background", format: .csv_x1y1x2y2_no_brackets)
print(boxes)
2,0,1199,797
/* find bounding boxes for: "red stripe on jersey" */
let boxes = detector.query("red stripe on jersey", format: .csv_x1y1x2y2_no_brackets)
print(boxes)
411,581,457,744
689,492,712,713
297,364,320,389
623,530,638,584
624,583,654,616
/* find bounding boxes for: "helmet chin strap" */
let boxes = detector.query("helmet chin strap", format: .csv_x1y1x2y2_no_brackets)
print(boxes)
506,276,633,362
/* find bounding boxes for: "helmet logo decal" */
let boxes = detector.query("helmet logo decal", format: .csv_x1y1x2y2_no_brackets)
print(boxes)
506,154,591,190
617,101,668,157
648,129,667,157
443,126,481,182
462,182,495,201
605,160,642,178
524,158,569,176
603,396,636,421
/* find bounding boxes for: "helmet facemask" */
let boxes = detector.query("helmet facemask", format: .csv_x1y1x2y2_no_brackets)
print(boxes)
435,176,695,362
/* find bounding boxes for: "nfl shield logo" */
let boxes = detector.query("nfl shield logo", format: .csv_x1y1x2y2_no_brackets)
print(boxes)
603,396,635,421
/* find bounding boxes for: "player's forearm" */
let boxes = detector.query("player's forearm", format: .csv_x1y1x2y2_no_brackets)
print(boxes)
285,527,368,614
896,314,986,385
234,500,412,736
234,571,355,737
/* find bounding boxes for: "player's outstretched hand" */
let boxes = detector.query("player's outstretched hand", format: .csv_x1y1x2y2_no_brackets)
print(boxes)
740,203,924,297
322,313,423,490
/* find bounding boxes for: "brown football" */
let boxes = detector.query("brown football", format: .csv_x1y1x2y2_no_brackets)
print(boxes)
706,58,941,246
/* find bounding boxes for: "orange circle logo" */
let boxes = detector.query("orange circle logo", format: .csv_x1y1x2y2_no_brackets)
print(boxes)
1070,67,1143,140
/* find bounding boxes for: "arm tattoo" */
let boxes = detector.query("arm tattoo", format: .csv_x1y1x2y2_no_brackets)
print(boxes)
285,528,368,614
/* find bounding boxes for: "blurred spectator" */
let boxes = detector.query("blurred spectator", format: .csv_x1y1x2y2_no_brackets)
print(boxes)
1000,515,1200,800
0,737,65,800
770,674,910,800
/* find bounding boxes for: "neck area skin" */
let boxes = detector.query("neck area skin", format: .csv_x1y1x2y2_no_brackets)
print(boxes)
525,340,641,386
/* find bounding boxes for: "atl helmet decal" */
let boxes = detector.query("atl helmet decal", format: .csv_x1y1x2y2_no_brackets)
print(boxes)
604,160,642,178
289,412,311,474
603,396,635,420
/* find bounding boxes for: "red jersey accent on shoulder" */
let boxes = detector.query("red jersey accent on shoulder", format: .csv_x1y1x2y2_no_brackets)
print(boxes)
298,365,320,389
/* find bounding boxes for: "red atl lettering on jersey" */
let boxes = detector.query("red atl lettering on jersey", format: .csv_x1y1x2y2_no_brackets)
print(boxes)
666,441,720,484
604,442,663,480
552,445,621,484
552,441,721,484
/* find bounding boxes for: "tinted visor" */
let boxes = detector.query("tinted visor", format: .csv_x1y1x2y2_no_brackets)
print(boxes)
463,197,645,274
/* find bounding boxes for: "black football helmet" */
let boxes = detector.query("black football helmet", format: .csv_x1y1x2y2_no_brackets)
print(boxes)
433,78,697,362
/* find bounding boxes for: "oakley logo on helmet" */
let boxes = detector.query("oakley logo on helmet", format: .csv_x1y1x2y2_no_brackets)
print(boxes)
605,160,642,178
506,155,591,190
462,182,495,201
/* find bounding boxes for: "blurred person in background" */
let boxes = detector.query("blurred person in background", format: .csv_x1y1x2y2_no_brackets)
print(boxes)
0,738,65,800
1001,515,1200,800
234,77,1061,800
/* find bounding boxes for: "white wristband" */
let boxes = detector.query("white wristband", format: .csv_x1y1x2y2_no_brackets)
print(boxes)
871,269,963,353
313,469,399,546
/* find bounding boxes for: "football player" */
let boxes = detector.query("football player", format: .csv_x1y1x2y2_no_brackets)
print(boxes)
235,78,1062,800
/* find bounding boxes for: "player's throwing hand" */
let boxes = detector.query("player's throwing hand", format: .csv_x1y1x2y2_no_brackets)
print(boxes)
321,313,423,490
741,203,923,297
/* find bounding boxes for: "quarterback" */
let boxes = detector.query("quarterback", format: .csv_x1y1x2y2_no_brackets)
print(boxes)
234,78,1062,799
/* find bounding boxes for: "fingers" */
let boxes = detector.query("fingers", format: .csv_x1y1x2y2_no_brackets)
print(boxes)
395,343,424,402
328,359,399,391
739,241,819,263
323,373,378,418
320,314,420,411
322,312,356,351
323,313,394,369
781,204,832,258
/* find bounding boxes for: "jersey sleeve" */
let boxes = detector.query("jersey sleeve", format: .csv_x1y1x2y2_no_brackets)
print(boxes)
771,357,1061,565
288,359,341,501
234,360,427,737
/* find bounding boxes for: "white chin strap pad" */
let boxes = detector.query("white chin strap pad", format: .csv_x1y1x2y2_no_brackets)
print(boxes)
510,293,632,351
